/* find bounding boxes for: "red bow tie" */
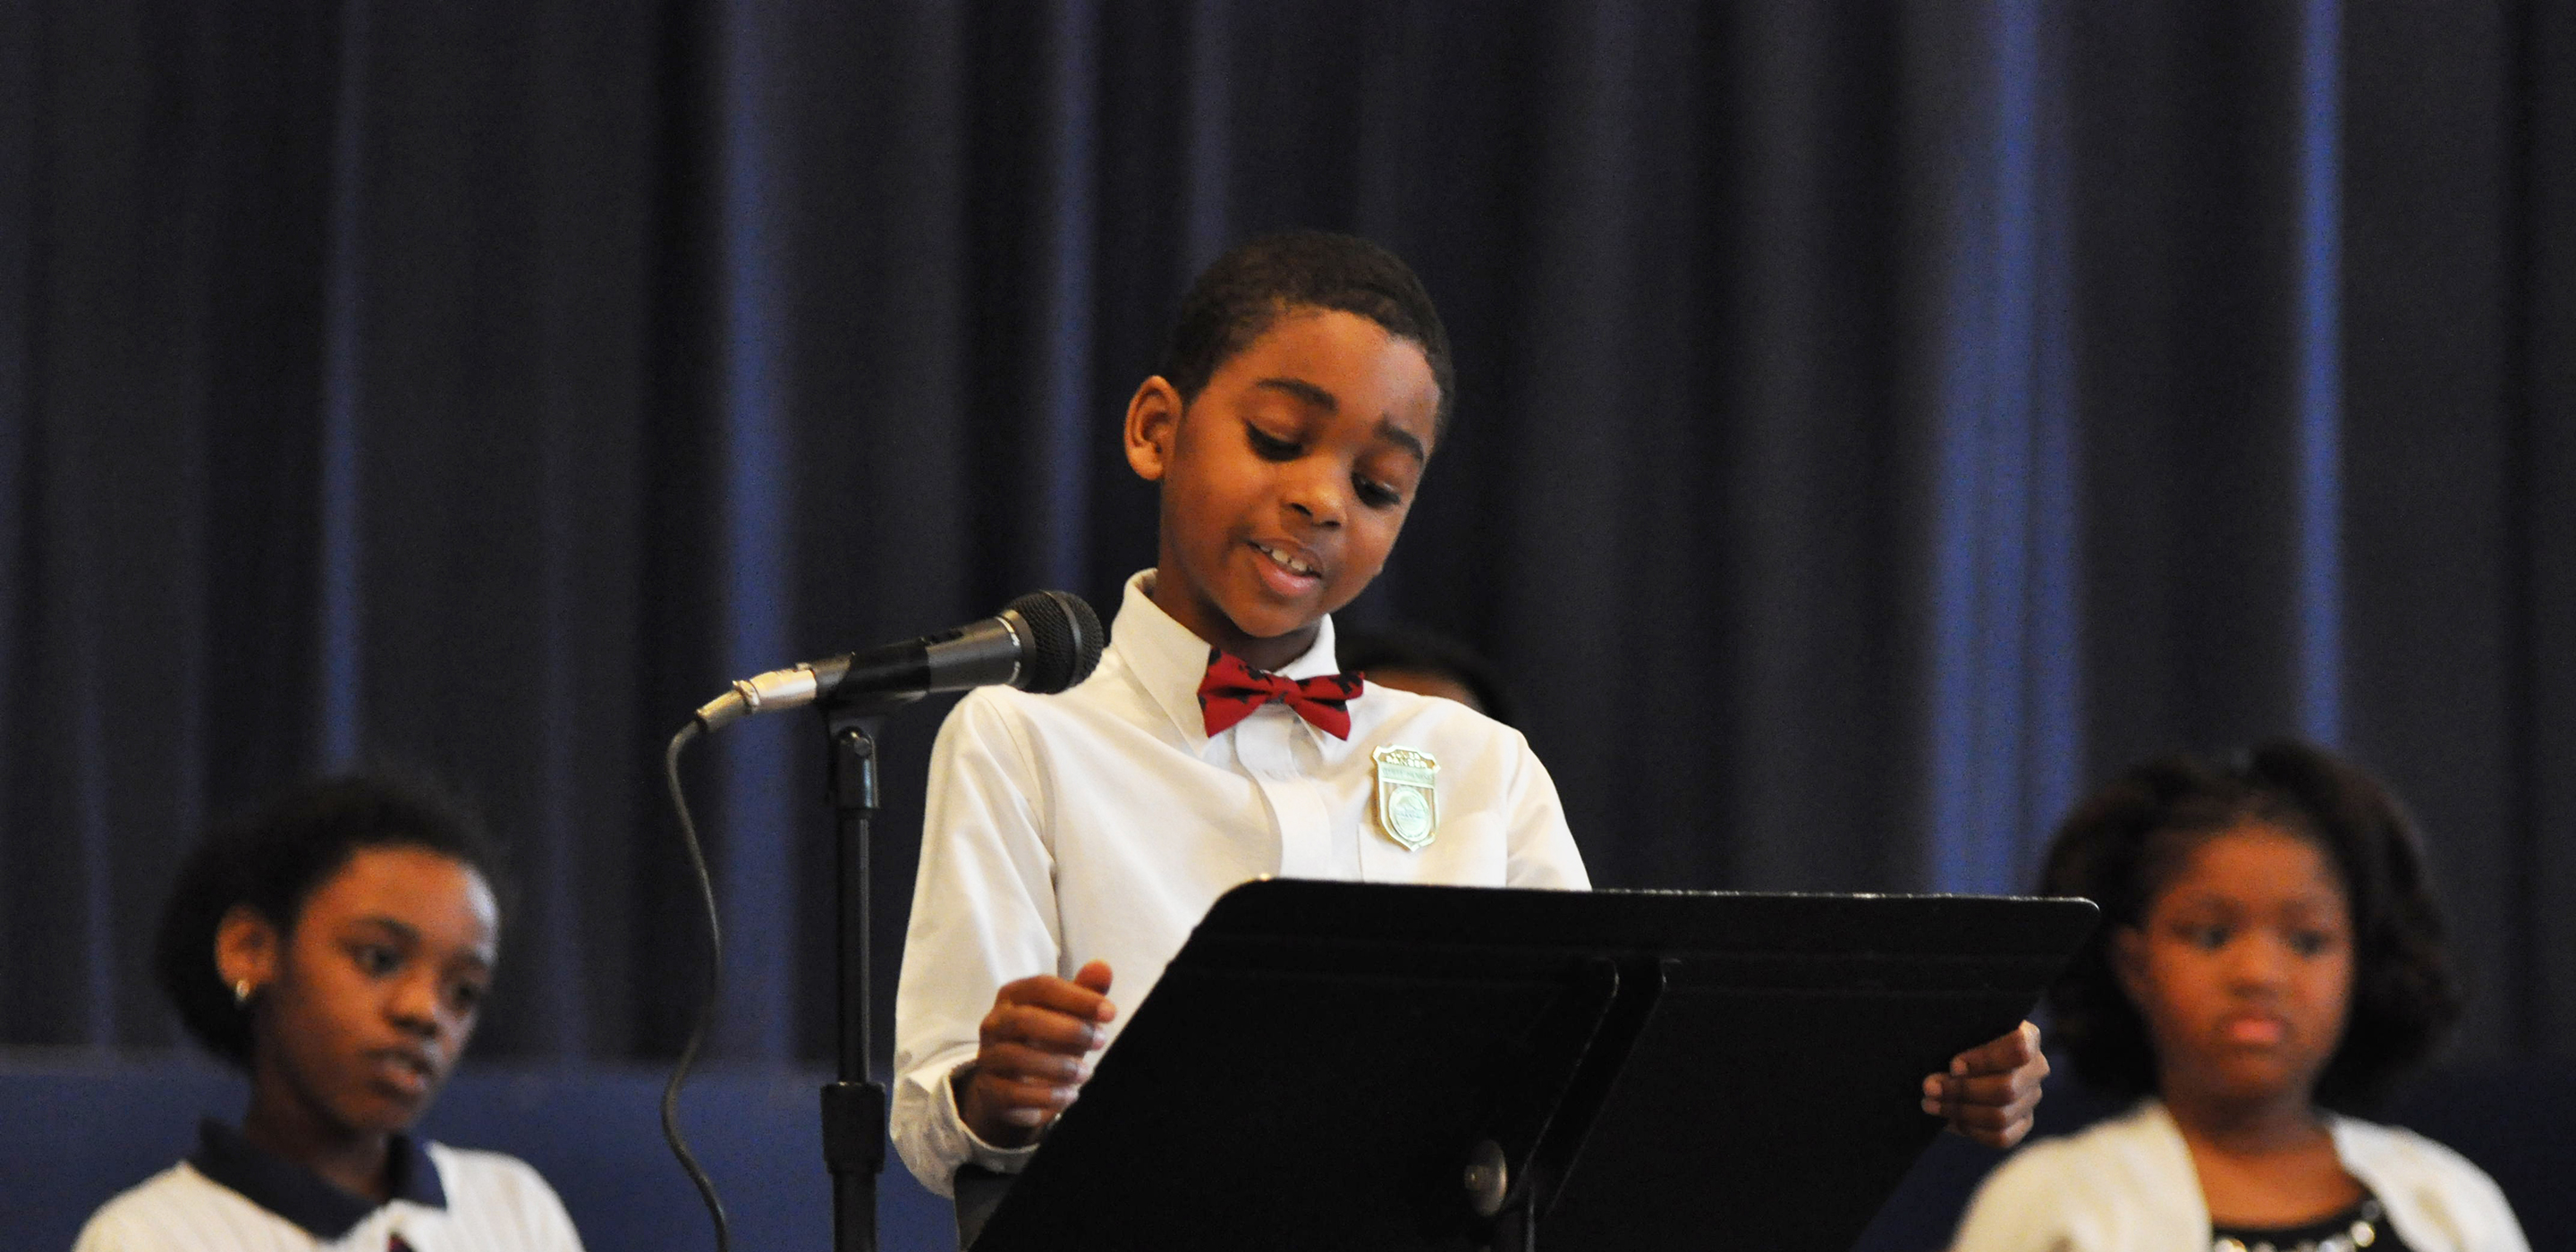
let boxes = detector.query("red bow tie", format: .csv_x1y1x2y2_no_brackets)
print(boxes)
1197,649,1364,739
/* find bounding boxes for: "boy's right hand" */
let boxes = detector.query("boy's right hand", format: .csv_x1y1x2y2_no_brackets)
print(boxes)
954,960,1116,1147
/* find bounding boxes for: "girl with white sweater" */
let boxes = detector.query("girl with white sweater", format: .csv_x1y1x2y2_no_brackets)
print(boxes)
1952,742,2525,1252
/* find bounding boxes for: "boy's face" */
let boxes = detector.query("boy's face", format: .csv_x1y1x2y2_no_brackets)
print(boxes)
1126,309,1439,669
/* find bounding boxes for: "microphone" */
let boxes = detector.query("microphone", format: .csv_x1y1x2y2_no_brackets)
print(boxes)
693,590,1104,732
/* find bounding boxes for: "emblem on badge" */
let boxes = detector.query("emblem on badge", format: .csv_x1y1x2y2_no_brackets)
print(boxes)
1372,745,1440,850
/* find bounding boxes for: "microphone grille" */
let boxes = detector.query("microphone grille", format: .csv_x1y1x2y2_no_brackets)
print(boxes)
1005,590,1104,694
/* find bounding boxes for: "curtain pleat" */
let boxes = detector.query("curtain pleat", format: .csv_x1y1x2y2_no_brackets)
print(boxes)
1,0,2567,1071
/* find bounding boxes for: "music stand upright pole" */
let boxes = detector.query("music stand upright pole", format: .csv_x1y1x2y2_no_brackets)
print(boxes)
822,716,887,1252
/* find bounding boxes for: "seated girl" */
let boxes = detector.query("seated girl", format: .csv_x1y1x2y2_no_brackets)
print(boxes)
1950,740,2526,1252
75,773,583,1251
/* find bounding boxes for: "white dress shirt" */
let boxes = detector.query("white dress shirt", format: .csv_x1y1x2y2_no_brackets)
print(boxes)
1949,1098,2528,1252
890,571,1590,1194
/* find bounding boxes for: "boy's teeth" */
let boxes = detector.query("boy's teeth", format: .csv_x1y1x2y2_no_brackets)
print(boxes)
1257,544,1316,576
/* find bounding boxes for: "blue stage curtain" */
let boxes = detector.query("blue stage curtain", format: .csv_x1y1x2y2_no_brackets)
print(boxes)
1,0,2568,1070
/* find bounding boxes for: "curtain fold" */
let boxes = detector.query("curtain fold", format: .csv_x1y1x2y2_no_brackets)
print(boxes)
3,0,2567,1070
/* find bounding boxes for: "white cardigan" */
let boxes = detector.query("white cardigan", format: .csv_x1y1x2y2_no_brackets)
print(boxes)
1949,1100,2527,1252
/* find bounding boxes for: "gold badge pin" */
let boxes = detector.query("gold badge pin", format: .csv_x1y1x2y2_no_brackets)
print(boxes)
1372,745,1440,851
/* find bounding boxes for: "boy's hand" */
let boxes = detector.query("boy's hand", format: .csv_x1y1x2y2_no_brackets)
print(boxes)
1922,1020,2046,1149
956,960,1117,1148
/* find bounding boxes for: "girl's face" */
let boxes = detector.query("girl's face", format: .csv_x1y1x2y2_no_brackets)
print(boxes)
224,846,498,1138
2114,821,2354,1109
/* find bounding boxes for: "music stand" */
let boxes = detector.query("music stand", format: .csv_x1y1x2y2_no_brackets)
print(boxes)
962,880,2096,1252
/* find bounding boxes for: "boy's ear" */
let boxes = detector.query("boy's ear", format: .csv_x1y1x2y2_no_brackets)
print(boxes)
1124,376,1185,483
215,903,282,996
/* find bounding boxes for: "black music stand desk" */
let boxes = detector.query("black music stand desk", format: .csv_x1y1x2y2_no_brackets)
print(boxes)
963,880,2097,1252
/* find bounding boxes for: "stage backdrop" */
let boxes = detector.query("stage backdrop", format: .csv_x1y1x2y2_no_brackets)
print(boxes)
3,0,2569,1081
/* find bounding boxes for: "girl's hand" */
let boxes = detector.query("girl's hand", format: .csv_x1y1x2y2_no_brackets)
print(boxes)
1924,1020,2047,1148
955,960,1116,1147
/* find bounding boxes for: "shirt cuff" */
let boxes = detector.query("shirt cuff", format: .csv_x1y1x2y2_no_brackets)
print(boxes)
939,1056,1046,1175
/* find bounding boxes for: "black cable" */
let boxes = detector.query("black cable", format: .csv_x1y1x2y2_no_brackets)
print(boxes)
661,721,732,1252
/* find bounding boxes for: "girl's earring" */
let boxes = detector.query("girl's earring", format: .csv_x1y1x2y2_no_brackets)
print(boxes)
233,979,253,1006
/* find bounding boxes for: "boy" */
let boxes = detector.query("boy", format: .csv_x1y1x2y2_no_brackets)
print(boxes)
890,231,2046,1195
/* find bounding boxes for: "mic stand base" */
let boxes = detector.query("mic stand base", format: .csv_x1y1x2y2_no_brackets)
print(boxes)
824,1081,886,1252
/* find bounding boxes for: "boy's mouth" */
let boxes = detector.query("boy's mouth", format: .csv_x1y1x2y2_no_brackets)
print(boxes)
1250,541,1321,579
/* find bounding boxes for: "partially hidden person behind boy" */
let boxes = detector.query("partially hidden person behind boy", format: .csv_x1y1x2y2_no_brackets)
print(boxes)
1335,624,1521,727
1948,741,2527,1252
889,230,2049,1196
75,772,584,1252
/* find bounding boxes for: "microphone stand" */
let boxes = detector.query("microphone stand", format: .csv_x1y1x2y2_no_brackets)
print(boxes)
818,693,917,1252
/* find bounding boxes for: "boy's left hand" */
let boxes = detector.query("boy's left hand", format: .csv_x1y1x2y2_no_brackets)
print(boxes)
1922,1020,2046,1149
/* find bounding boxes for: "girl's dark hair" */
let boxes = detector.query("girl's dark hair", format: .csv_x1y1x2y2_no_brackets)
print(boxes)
1160,230,1457,436
2040,740,2461,1110
154,770,507,1068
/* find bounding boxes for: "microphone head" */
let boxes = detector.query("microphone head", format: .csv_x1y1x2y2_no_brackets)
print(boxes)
1004,590,1104,694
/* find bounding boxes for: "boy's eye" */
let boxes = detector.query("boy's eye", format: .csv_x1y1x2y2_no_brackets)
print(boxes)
1353,476,1402,509
2287,928,2333,957
352,943,402,977
447,979,488,1013
1245,426,1301,461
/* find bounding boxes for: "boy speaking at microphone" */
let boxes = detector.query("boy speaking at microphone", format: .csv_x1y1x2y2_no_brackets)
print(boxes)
890,231,2047,1193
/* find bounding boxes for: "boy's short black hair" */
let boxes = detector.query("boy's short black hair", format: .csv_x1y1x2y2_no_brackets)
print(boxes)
1335,626,1520,728
2039,740,2461,1110
1160,230,1457,436
155,770,509,1069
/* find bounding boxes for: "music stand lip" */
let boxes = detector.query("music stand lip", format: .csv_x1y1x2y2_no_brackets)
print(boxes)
965,880,2098,1252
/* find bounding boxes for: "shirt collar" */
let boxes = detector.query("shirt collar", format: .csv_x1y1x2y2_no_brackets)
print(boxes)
1110,570,1341,744
189,1117,445,1239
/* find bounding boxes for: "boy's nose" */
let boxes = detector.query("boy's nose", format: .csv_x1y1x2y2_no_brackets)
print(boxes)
1281,471,1348,527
